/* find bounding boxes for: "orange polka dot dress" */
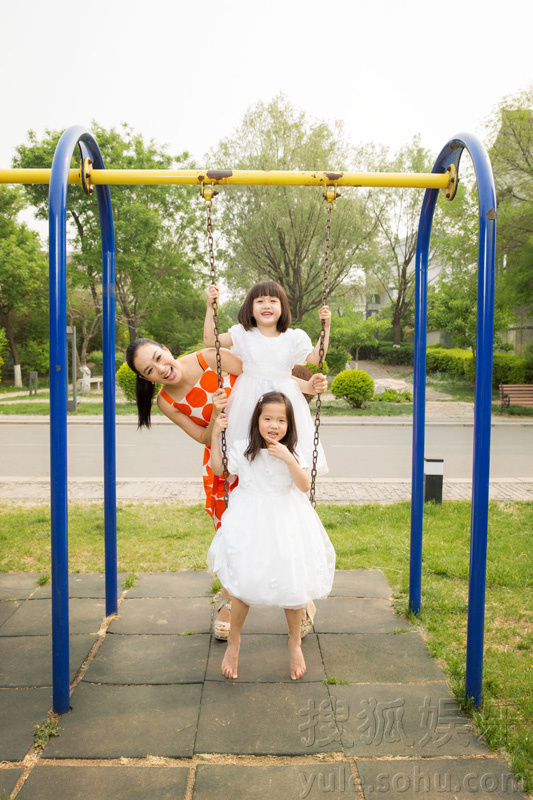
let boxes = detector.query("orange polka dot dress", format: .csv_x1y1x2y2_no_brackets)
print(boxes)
159,351,238,530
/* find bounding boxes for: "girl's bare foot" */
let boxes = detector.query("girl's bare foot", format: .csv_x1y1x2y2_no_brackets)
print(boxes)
288,636,306,680
221,640,240,679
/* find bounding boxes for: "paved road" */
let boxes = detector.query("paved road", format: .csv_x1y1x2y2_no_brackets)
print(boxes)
1,420,532,480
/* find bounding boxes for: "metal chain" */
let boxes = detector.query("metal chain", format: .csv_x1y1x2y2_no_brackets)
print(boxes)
204,191,230,507
309,197,333,507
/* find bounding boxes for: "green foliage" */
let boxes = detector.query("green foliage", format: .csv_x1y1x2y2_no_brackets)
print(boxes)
210,95,376,322
374,388,413,403
305,360,329,376
14,124,207,351
376,344,414,366
34,717,61,750
488,86,533,316
18,339,49,375
325,343,350,374
426,347,473,376
88,350,124,374
331,368,374,408
492,354,529,386
116,362,137,402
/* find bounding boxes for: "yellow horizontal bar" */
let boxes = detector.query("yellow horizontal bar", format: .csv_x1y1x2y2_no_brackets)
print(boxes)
0,167,450,190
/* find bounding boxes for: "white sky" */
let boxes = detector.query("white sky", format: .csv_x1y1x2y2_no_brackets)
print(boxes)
2,0,532,236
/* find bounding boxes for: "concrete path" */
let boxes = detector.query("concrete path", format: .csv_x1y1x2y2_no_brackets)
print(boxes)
0,571,527,799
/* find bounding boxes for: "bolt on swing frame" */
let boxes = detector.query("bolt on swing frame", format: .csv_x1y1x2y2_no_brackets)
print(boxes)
1,129,495,713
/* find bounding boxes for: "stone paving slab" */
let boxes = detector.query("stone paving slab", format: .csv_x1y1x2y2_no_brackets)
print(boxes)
83,633,210,684
44,683,202,758
0,573,44,600
108,597,213,635
319,632,446,684
0,768,24,798
231,605,298,634
36,573,127,599
355,757,528,799
195,681,341,755
0,687,51,761
125,571,213,598
330,683,489,758
0,634,97,687
18,765,190,800
0,599,22,627
192,763,354,799
313,598,412,634
329,569,391,598
0,598,106,636
205,634,325,683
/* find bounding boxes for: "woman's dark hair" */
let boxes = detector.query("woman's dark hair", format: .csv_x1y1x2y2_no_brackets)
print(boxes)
244,391,298,462
125,337,161,429
238,280,291,332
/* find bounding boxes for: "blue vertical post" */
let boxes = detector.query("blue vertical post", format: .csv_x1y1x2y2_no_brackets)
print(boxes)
463,137,497,708
49,125,88,714
409,185,437,615
79,136,117,616
408,133,496,707
49,128,116,713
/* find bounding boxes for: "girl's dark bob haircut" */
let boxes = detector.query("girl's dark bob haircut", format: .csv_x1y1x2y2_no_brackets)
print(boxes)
244,391,298,463
125,337,161,430
238,280,291,332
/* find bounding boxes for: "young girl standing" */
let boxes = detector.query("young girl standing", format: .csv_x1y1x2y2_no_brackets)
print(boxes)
204,280,331,476
208,392,335,680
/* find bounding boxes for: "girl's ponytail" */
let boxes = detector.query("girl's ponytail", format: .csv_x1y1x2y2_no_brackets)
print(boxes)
126,337,160,429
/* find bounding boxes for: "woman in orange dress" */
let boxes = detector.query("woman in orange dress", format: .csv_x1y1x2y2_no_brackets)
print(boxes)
126,336,326,639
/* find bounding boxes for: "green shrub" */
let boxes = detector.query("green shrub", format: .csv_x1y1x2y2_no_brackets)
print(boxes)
492,354,528,386
116,362,160,402
425,347,473,376
18,340,50,375
305,360,329,376
331,369,374,408
377,344,415,366
326,344,350,375
87,350,124,374
0,328,7,384
374,388,413,403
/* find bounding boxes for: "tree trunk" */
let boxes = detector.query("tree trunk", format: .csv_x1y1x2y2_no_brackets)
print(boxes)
0,309,22,387
392,318,402,346
355,345,360,370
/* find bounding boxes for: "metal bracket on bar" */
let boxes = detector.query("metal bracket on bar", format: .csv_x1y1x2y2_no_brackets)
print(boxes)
323,184,340,207
445,164,458,201
80,158,94,196
201,183,218,204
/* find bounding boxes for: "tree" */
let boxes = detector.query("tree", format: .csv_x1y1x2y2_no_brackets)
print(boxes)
0,186,47,386
209,95,377,322
360,137,437,345
487,86,533,315
13,124,207,352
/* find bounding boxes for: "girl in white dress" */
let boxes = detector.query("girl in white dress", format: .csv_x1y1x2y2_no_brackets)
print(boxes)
207,392,335,680
203,280,330,476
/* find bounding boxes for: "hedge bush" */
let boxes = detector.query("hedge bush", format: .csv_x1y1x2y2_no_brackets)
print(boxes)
88,350,124,374
331,369,374,408
426,347,473,376
116,362,160,402
326,344,351,375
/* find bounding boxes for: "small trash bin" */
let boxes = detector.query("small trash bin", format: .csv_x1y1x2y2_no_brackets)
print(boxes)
424,458,443,503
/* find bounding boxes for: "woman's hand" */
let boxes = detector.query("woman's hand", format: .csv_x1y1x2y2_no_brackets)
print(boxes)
318,305,331,329
212,388,228,417
206,285,219,308
306,373,328,395
212,412,228,436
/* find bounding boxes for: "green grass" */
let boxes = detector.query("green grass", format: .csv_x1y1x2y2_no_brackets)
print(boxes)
1,500,532,788
426,374,476,402
310,400,414,416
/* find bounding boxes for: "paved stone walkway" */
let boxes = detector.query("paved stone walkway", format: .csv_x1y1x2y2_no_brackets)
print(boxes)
1,476,532,504
0,571,527,799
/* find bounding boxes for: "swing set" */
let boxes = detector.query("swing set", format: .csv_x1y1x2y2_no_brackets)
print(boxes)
0,127,497,716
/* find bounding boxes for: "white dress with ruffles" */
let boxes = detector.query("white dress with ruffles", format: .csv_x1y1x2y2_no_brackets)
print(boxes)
207,440,335,608
225,324,328,475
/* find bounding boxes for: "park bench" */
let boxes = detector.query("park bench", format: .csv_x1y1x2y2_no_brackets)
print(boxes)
499,383,533,413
